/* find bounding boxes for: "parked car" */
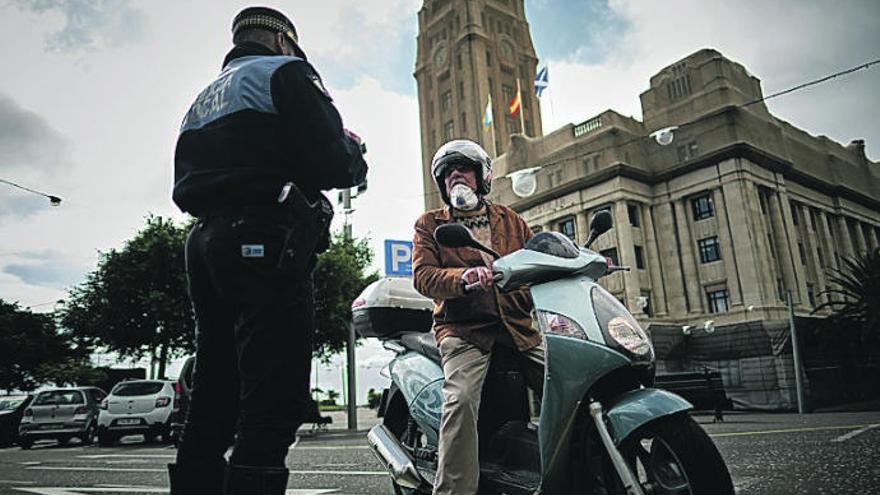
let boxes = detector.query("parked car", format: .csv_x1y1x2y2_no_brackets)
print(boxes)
18,387,105,449
97,379,177,445
169,356,195,446
0,394,33,447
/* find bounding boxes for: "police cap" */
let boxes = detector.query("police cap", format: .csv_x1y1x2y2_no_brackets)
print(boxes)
232,6,299,46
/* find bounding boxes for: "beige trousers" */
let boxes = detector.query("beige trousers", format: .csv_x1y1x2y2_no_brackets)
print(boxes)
432,336,545,495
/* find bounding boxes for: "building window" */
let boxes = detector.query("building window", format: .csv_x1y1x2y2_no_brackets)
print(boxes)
798,242,806,265
506,118,517,134
767,233,776,258
706,288,729,313
790,201,799,225
807,284,816,307
457,53,462,70
697,236,722,263
817,247,824,267
502,84,514,104
810,208,819,231
758,189,769,215
444,121,454,140
640,291,652,317
486,49,492,66
634,245,645,269
628,203,640,227
458,80,464,98
777,278,785,301
583,153,602,174
557,217,576,241
691,193,714,221
441,90,452,112
600,247,619,266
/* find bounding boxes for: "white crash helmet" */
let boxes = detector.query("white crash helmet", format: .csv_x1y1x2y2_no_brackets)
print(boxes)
430,139,493,206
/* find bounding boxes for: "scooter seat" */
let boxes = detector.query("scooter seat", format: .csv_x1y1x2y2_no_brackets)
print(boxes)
400,332,442,365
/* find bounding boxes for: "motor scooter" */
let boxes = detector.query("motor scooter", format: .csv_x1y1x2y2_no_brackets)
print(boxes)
362,211,734,495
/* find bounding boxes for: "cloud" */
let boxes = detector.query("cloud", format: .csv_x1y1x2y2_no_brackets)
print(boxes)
294,0,420,94
537,0,880,158
0,93,68,216
13,0,146,52
2,250,88,289
526,0,631,64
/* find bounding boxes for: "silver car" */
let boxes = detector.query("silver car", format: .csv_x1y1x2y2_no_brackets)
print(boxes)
18,387,106,449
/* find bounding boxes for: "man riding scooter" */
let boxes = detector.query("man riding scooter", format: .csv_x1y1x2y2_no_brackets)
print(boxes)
412,139,544,495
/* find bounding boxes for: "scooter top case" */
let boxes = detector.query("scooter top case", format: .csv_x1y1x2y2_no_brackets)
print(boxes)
352,276,434,339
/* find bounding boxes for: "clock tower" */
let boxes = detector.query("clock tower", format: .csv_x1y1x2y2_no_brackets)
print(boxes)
415,0,543,210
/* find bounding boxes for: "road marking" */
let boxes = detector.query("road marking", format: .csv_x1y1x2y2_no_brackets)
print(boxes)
0,480,35,485
26,466,385,476
831,423,880,443
14,489,338,494
19,462,42,465
78,455,174,459
710,423,880,438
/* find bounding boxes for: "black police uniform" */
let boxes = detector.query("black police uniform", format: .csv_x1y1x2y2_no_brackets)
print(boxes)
171,40,367,493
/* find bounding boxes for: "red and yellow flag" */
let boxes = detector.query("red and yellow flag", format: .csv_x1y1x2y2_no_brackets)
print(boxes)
508,87,521,116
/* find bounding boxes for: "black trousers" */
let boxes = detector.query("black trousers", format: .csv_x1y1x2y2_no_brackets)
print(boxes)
176,213,314,468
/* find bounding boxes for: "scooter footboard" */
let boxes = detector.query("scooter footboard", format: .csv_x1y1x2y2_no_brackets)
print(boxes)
604,388,692,445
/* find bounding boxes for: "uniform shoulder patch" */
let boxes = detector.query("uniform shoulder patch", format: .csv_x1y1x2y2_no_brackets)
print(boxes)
308,73,332,101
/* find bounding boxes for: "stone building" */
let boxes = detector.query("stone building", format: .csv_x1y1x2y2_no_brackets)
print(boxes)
414,1,880,409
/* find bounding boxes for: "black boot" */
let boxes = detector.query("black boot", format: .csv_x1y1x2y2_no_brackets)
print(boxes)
224,464,290,495
168,462,225,495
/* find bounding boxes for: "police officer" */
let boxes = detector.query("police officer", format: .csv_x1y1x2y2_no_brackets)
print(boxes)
169,7,368,495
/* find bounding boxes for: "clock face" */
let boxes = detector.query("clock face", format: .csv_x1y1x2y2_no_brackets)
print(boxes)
434,46,448,66
500,40,514,60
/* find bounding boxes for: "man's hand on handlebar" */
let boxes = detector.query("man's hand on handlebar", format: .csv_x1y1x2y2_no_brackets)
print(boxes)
462,266,494,291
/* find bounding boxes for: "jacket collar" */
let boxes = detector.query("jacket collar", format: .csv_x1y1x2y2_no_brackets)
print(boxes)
432,202,506,222
222,42,277,68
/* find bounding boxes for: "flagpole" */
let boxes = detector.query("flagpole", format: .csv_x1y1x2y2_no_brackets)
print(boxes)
517,78,526,136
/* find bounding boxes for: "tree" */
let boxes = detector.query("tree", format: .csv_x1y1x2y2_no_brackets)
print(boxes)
0,300,96,391
312,233,379,361
813,248,880,364
60,215,195,378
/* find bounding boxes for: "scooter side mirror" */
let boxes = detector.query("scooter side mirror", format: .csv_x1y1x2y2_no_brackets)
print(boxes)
584,210,613,249
434,223,501,259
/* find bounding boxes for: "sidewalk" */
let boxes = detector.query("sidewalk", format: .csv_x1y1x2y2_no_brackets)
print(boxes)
297,406,381,439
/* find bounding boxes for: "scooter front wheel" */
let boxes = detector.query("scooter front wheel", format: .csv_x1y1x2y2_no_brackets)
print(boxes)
615,413,734,495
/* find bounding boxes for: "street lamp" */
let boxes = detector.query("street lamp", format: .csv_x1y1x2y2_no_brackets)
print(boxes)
649,126,679,146
507,167,542,198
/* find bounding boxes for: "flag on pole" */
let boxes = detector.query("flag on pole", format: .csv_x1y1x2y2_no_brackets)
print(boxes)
483,94,493,129
508,84,521,116
535,65,549,97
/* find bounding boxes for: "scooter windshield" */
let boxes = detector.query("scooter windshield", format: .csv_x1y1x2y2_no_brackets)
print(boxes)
525,231,580,259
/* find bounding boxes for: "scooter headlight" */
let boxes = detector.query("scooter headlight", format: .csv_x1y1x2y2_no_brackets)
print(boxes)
536,310,587,341
591,286,654,360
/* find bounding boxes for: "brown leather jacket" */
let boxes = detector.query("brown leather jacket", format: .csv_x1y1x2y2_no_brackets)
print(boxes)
412,203,542,351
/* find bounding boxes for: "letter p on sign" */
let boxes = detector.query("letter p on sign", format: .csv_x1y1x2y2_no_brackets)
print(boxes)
384,240,413,277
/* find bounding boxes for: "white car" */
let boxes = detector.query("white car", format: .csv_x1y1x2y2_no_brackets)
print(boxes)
97,380,176,445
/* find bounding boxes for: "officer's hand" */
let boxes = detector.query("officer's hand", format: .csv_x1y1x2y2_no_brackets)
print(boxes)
461,267,493,291
344,128,367,154
344,128,362,144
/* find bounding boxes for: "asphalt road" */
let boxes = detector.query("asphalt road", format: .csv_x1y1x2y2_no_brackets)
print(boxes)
0,410,877,494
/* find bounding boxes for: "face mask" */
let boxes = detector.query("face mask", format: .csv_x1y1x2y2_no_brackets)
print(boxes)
449,183,480,211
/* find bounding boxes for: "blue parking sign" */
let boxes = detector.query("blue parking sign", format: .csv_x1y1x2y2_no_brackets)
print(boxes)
385,240,413,276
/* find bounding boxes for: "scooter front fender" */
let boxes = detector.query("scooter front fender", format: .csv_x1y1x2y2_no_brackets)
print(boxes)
604,388,693,445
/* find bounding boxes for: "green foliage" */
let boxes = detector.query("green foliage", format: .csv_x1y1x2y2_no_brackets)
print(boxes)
814,248,880,362
0,300,95,391
60,215,195,377
312,233,379,361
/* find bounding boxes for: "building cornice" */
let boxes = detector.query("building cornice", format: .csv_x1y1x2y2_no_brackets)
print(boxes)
507,142,880,213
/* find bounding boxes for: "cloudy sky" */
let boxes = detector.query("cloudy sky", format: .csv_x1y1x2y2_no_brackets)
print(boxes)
1,0,878,400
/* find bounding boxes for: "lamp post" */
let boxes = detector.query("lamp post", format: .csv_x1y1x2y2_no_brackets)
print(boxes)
787,290,808,413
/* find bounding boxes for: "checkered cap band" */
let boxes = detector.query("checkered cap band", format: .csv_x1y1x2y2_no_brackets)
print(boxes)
233,13,298,44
